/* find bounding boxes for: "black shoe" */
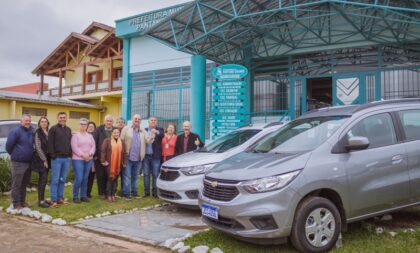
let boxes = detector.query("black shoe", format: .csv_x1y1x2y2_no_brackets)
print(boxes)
39,201,50,208
152,193,158,198
81,198,89,202
142,193,150,198
73,198,81,204
87,194,92,198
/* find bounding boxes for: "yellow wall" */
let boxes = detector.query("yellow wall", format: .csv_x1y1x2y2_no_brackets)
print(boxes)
0,98,124,130
65,58,122,86
0,99,102,132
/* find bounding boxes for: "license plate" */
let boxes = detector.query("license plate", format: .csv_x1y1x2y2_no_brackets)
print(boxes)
201,203,218,220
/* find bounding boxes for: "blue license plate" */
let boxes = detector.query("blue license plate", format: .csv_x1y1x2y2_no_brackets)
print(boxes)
201,203,218,220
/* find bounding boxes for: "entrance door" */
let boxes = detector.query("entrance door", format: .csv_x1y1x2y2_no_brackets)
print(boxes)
333,74,366,106
306,77,332,111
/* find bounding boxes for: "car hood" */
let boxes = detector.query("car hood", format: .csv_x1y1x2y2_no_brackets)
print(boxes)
162,151,228,168
206,151,311,181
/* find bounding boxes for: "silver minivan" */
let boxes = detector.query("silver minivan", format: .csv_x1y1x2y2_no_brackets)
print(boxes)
199,99,420,253
157,122,286,207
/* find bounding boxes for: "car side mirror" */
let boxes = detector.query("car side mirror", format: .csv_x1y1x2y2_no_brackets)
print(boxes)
345,136,370,151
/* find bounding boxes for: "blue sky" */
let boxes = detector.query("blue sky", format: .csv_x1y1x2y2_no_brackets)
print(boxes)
0,0,190,88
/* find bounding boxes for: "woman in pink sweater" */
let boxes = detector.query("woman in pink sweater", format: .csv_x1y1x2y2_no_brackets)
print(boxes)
71,118,96,203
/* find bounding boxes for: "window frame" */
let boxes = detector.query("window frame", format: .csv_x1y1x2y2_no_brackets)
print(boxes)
396,109,420,142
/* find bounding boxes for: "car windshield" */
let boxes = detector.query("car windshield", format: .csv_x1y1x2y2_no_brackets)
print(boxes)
196,129,261,153
252,116,348,153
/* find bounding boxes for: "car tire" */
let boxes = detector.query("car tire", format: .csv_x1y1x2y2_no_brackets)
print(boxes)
290,196,341,253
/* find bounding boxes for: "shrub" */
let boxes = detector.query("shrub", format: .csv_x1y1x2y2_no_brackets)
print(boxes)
0,158,12,194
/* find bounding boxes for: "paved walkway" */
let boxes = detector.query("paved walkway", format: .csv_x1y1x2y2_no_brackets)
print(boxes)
74,204,207,246
0,213,168,253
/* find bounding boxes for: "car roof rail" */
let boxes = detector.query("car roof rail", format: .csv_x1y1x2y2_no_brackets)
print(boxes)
263,121,286,128
354,98,420,113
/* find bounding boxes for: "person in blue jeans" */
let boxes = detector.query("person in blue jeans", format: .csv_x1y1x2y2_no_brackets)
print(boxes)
48,112,73,208
71,118,96,203
120,114,154,199
144,116,164,198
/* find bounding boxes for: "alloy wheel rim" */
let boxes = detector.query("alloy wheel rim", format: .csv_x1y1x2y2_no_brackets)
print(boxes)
305,207,336,247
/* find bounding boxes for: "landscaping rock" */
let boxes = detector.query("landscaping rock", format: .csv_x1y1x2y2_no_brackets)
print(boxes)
375,227,384,234
192,245,209,253
41,214,53,223
381,214,392,221
29,210,42,219
21,207,32,216
26,187,32,192
162,238,180,248
30,187,37,192
178,246,191,253
183,232,193,239
6,205,18,215
171,242,184,251
389,231,397,237
0,206,3,212
211,247,223,253
95,214,102,218
52,218,67,226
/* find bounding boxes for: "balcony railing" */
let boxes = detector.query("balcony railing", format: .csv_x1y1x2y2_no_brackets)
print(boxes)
49,79,122,97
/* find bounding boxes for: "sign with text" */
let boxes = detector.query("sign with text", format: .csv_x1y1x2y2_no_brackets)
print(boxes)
211,64,249,139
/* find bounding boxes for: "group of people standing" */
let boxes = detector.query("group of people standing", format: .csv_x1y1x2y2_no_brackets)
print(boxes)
6,112,204,209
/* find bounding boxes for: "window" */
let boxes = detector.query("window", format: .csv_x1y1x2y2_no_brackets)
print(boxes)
22,107,47,116
69,111,90,120
87,70,103,83
347,113,397,149
399,110,420,141
113,67,122,80
196,129,261,153
253,116,348,153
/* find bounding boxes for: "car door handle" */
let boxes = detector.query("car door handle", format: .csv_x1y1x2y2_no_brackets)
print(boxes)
391,155,403,164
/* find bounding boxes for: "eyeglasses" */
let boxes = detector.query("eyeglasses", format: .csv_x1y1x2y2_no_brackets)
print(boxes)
80,123,88,125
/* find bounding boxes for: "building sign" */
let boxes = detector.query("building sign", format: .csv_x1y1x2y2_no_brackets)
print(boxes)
336,77,360,105
211,64,249,139
116,4,186,38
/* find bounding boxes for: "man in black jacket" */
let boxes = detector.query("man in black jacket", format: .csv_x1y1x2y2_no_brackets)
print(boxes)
48,112,72,206
93,114,114,198
143,116,164,198
175,121,204,156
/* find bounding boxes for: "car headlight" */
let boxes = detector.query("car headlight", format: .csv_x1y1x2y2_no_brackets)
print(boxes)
180,164,216,176
240,170,301,193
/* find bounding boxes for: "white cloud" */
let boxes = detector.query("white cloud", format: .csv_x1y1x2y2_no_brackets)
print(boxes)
0,0,190,87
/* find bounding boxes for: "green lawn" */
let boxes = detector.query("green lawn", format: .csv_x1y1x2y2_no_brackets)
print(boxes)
0,176,162,222
185,208,420,253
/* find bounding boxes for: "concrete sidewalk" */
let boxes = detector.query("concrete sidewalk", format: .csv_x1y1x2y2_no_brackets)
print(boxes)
74,204,207,246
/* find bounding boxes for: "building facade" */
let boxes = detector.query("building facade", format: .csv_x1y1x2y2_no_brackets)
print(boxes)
116,0,420,140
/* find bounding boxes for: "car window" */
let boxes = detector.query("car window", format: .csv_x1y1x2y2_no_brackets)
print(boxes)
196,129,261,153
253,116,348,153
398,110,420,141
0,123,20,138
347,113,397,149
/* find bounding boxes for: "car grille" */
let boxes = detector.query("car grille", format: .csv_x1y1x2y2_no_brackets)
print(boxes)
203,179,239,202
158,188,181,200
203,215,245,230
159,168,180,181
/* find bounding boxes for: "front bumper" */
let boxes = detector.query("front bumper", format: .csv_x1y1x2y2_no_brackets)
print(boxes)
157,173,204,206
199,184,301,239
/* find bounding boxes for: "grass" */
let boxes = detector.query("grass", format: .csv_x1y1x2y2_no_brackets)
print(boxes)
184,208,420,253
0,176,162,222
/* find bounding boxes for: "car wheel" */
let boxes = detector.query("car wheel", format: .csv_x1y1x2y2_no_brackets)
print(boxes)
290,196,341,253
